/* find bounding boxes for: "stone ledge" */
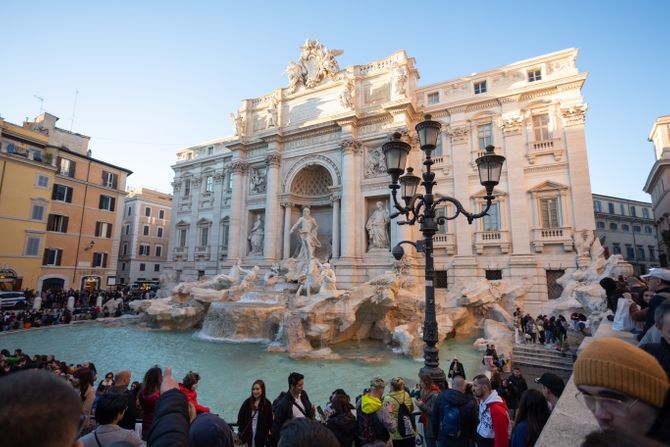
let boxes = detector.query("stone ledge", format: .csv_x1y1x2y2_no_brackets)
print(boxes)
535,318,636,446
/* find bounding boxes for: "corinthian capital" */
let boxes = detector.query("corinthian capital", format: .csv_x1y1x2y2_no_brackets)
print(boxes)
229,160,250,173
265,151,281,167
340,138,362,154
498,115,524,136
560,104,588,126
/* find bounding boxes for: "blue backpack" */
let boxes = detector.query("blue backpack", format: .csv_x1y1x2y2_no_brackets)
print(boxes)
440,403,461,438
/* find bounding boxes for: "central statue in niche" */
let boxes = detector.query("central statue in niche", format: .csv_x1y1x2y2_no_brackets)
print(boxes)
290,207,321,260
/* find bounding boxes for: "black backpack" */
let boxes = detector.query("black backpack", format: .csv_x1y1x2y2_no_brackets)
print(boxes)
391,395,416,437
356,405,389,446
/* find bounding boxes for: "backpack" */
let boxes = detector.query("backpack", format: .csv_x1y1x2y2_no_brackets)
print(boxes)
356,405,389,446
391,395,416,437
440,403,461,438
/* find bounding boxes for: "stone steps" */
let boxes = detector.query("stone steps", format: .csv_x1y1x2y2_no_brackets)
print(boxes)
512,344,575,372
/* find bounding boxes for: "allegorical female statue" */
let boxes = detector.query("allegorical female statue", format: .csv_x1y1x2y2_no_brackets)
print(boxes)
366,201,390,250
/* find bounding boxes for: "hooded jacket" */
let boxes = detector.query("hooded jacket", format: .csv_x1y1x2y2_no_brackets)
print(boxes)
325,409,357,447
356,393,395,447
432,389,478,447
476,390,509,447
179,384,210,413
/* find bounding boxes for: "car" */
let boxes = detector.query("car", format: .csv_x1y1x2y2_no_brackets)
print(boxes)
0,291,27,309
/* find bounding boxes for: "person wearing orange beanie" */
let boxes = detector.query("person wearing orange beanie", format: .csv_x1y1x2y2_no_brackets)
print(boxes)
574,337,670,443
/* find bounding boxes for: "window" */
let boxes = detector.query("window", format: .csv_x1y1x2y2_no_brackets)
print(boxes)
477,123,493,151
127,206,132,216
95,222,112,238
474,81,487,94
226,173,233,191
433,270,448,289
139,263,146,272
178,228,188,247
483,202,500,231
183,179,191,197
121,262,126,271
633,225,641,233
485,270,503,280
47,214,69,232
625,244,634,259
609,222,618,231
612,243,621,255
143,225,150,236
122,244,128,256
205,175,213,193
52,184,73,203
608,203,615,214
593,201,601,212
596,221,605,229
649,246,656,260
157,227,163,238
58,158,76,177
199,227,209,246
637,245,645,260
643,208,650,219
528,69,542,82
630,206,637,217
427,92,440,104
532,114,550,141
139,244,150,256
42,248,62,266
145,207,151,217
540,198,560,228
125,224,130,235
208,146,213,156
622,224,630,232
31,203,45,221
619,203,625,215
155,245,162,257
24,236,41,256
645,226,653,234
198,270,205,279
102,171,117,189
99,195,116,211
159,209,165,219
36,174,50,189
220,220,229,250
154,264,160,272
92,252,108,268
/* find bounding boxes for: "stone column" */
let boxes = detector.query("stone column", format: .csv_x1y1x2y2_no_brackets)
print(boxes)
331,192,341,258
561,105,595,230
340,139,359,258
282,202,293,259
227,160,248,259
500,115,532,254
446,125,474,256
264,151,281,260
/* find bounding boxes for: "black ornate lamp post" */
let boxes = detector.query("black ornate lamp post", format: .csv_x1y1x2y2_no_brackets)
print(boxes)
382,114,506,386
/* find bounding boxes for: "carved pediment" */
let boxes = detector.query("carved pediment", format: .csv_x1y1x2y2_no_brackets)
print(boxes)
471,187,507,199
528,180,568,192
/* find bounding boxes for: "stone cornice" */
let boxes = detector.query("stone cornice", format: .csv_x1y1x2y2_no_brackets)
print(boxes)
465,99,501,113
523,162,569,174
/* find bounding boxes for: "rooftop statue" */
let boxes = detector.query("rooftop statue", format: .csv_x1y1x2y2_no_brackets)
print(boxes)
285,39,343,92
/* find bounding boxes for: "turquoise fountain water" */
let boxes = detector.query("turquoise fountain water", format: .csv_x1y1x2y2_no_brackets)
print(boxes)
0,324,480,418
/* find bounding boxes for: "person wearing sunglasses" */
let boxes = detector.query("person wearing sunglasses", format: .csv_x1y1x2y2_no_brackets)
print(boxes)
574,337,670,444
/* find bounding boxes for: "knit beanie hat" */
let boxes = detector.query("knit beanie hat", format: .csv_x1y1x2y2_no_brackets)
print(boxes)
574,337,669,408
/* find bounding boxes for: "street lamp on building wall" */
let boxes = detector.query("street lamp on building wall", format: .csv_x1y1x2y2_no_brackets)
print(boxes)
382,114,506,385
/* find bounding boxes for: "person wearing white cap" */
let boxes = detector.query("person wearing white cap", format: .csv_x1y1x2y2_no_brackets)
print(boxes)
640,268,670,340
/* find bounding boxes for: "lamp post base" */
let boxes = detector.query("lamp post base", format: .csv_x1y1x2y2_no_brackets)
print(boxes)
419,364,447,389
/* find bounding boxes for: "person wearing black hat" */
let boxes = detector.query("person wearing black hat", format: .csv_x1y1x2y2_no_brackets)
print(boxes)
534,373,565,412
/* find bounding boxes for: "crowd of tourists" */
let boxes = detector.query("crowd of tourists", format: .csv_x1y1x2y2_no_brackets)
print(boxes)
513,309,570,349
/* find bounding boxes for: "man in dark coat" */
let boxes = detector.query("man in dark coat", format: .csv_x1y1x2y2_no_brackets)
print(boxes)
432,375,478,447
272,372,314,446
640,269,670,340
109,370,140,431
642,301,670,378
506,367,528,420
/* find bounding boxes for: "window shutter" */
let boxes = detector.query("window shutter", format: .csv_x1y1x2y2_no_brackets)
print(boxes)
102,253,107,268
95,222,101,237
63,216,69,233
66,187,73,203
112,174,118,189
69,160,76,177
106,224,112,238
102,170,108,184
52,186,58,200
55,249,61,266
541,199,549,228
42,249,49,265
110,197,116,211
47,214,55,231
99,195,104,209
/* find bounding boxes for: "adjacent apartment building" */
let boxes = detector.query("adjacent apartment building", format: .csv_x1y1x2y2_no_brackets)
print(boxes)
0,112,132,293
593,193,659,275
167,44,595,304
117,187,172,287
644,115,670,267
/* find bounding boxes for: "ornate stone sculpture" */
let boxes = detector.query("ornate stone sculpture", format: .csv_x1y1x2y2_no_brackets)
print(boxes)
266,97,278,128
290,207,320,260
366,147,387,177
392,64,407,97
318,261,337,294
230,111,246,137
248,215,264,256
366,201,390,250
339,78,354,109
285,39,343,92
249,168,266,194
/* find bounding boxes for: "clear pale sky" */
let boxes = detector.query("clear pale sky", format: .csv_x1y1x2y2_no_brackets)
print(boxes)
3,1,668,201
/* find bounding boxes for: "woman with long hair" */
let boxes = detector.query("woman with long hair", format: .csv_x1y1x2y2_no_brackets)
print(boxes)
416,374,440,447
73,367,96,430
325,392,356,447
236,379,273,447
511,389,550,447
138,366,162,440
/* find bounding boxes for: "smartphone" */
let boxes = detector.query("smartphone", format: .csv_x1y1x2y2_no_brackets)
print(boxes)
317,405,325,418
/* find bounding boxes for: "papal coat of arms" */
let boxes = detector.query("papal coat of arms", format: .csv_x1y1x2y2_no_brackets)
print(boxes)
285,39,343,92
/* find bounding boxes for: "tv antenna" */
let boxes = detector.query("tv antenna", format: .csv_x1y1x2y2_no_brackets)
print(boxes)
70,89,79,131
33,95,44,114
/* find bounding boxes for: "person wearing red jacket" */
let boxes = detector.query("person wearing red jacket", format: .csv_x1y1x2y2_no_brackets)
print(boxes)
472,375,509,447
178,371,210,414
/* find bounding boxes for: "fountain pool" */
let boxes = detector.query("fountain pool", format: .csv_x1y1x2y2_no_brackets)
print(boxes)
0,324,481,418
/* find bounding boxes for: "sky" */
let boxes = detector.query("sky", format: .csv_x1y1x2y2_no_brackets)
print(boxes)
2,0,669,201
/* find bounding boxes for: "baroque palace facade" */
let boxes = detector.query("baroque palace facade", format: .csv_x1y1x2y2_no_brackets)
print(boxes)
167,42,594,304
